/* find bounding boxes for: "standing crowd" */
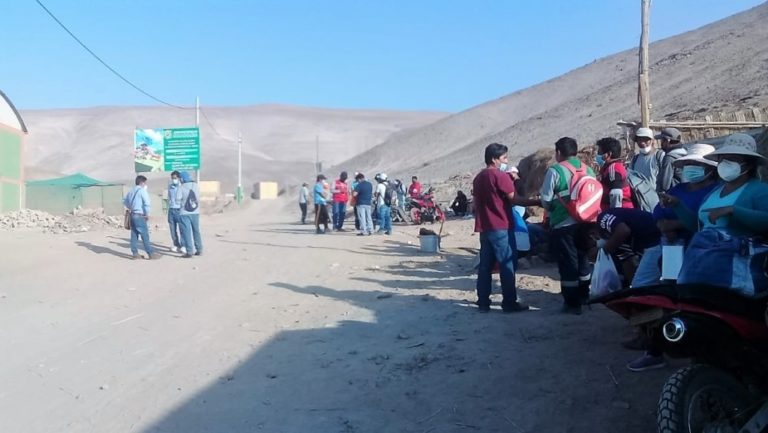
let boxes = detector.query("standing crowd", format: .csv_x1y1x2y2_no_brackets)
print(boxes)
471,130,768,371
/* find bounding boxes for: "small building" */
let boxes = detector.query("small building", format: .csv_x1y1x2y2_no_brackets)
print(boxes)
0,90,28,213
252,181,279,200
26,173,125,215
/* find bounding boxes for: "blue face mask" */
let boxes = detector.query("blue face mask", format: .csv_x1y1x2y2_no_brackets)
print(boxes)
682,166,708,183
595,154,605,166
499,163,508,172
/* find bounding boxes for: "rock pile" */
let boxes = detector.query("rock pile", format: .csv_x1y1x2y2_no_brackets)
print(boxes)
0,208,122,234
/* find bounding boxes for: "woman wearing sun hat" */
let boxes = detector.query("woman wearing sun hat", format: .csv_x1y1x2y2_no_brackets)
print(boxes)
673,133,768,234
674,133,768,296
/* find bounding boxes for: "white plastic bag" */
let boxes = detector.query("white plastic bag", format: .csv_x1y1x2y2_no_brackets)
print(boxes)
590,249,621,297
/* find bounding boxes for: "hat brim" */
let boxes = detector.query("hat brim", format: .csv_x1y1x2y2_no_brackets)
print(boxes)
705,145,767,162
635,134,654,140
672,155,718,167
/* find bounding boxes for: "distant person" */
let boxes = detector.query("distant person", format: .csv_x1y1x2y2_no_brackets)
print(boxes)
408,176,422,198
298,182,309,224
314,174,330,234
123,175,159,260
167,170,184,253
540,137,595,314
394,179,407,210
472,142,528,313
450,190,469,217
628,127,663,186
353,173,374,236
656,127,688,192
374,173,393,235
178,171,202,258
350,173,361,230
596,137,634,209
331,171,350,231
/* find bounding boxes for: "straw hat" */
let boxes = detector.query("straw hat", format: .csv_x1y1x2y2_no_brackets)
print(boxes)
706,133,766,162
673,143,718,167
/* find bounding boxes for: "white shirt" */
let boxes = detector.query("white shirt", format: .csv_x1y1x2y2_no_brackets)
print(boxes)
376,183,387,206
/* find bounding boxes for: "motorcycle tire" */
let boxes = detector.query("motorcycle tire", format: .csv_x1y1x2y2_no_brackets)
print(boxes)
658,365,758,433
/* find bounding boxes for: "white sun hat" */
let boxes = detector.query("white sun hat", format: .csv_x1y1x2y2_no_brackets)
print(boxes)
706,133,766,162
673,143,718,167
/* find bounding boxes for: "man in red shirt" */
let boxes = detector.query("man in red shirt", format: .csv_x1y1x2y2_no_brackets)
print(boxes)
408,176,422,198
472,143,529,313
331,171,350,231
596,137,634,210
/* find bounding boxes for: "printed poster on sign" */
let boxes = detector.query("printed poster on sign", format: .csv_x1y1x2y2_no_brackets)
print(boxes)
134,127,200,173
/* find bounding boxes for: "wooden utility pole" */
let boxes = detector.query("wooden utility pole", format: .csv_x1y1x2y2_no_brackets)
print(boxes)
638,0,651,127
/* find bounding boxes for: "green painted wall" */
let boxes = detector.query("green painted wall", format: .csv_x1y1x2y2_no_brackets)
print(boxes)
1,181,21,212
0,130,22,180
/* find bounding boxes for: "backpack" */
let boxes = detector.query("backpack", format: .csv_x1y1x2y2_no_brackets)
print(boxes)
383,182,398,207
557,160,603,223
627,169,660,212
184,187,199,212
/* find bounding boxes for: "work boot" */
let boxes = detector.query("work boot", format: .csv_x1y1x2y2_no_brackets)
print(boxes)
502,302,530,313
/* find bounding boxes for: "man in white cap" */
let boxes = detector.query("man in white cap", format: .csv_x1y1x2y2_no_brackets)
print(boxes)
629,127,664,188
655,127,688,193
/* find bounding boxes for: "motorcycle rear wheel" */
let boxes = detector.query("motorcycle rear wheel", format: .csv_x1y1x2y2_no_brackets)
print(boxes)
658,365,757,433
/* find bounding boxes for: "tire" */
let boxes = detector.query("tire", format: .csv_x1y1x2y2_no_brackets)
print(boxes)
658,365,757,433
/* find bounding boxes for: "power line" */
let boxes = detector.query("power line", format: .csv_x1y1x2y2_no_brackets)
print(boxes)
35,0,189,109
199,107,231,140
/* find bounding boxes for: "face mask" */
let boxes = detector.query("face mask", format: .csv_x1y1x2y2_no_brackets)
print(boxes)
638,147,652,155
172,179,179,185
717,160,745,182
499,163,508,172
681,166,708,183
595,154,605,166
142,185,148,191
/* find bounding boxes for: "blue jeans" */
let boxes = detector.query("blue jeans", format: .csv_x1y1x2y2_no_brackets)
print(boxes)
332,202,346,230
180,214,202,255
378,205,392,233
477,229,517,307
631,245,662,287
168,208,182,248
130,214,153,256
357,205,373,234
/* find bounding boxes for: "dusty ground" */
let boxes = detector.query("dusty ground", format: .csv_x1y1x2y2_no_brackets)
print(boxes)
0,200,681,433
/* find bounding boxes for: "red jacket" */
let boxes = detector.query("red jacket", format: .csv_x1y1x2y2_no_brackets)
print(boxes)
408,182,422,197
599,160,634,209
333,180,349,203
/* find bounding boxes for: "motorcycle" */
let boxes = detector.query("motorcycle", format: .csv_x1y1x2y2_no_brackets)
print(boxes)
593,285,768,433
408,193,445,225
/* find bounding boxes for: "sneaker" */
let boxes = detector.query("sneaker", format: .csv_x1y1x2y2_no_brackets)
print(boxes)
502,302,530,313
560,304,583,315
627,354,666,372
316,228,323,234
180,247,187,255
384,231,391,235
171,246,179,253
477,304,491,313
357,233,365,236
131,254,141,260
194,251,202,256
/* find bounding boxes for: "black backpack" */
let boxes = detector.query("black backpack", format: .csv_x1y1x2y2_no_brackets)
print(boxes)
383,182,397,207
184,187,199,212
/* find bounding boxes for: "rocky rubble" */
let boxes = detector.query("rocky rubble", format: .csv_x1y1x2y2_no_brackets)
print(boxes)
0,208,122,234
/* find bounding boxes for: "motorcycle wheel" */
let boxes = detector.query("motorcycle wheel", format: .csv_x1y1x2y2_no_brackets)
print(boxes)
410,208,422,225
658,365,758,433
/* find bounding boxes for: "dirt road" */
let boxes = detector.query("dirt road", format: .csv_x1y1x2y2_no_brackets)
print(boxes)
0,201,676,432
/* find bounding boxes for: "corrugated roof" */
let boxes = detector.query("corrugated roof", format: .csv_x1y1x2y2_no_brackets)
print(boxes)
26,172,122,187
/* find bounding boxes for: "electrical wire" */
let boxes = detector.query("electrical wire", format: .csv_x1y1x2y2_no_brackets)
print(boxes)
35,0,189,109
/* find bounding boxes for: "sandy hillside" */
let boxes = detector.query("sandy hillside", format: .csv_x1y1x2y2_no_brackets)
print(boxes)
336,2,768,183
0,201,681,433
20,104,446,191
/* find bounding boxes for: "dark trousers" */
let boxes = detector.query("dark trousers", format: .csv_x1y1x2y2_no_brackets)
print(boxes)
551,224,592,307
315,204,329,230
299,202,308,224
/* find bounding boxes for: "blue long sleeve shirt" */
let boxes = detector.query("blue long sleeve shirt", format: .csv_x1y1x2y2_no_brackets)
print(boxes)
168,183,182,209
124,186,151,216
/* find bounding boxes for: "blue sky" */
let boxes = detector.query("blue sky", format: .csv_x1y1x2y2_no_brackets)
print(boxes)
3,0,764,112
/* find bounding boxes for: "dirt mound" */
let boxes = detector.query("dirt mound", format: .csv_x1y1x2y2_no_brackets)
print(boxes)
0,208,122,233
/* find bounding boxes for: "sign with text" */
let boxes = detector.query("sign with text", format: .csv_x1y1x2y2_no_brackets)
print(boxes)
134,127,200,173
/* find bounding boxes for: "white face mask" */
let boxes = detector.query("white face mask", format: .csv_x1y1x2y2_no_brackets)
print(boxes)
499,163,508,172
142,185,148,191
717,160,745,182
638,147,652,155
172,178,180,185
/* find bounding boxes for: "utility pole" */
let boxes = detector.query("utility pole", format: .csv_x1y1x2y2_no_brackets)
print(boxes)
638,0,651,127
237,131,243,204
196,96,201,183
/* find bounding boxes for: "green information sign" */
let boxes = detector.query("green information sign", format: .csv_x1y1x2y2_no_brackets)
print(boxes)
134,127,200,173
